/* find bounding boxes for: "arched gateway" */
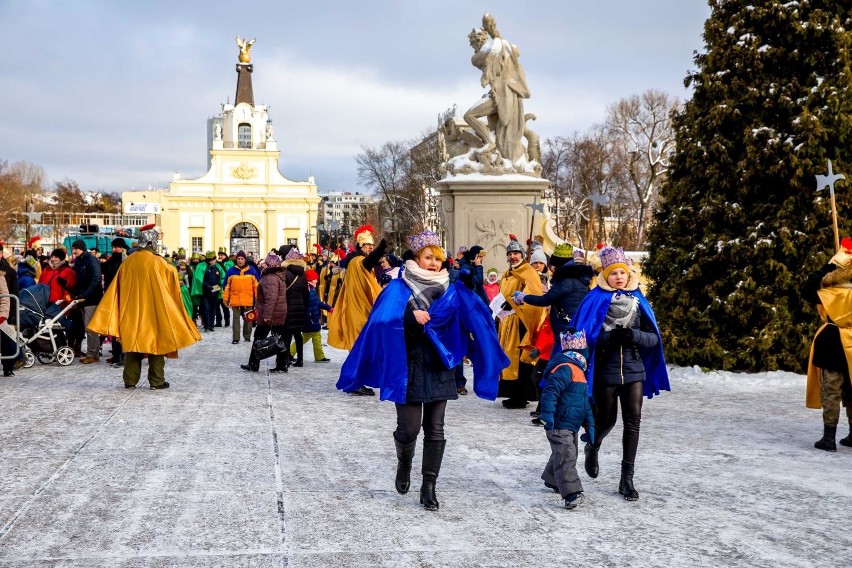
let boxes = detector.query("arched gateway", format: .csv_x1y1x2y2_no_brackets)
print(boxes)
230,222,260,256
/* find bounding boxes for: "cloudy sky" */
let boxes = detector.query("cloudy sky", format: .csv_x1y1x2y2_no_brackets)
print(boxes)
0,0,711,194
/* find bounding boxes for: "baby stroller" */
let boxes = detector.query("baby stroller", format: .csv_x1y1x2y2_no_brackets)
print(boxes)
18,284,79,367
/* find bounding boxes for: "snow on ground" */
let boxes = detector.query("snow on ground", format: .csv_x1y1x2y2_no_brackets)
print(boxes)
0,330,850,567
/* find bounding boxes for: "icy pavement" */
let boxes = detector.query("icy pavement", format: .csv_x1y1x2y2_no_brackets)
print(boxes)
0,330,850,567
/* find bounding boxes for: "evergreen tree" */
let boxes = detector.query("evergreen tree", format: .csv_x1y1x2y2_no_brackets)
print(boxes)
644,1,852,372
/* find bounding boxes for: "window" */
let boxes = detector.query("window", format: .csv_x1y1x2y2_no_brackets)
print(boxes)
238,123,252,149
191,237,203,253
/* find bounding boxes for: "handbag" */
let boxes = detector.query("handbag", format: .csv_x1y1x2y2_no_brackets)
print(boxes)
253,333,287,360
244,307,258,322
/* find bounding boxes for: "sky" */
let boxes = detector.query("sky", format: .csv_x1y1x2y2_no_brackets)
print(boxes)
0,0,711,194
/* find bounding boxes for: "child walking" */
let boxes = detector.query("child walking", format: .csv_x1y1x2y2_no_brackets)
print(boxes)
292,269,332,363
539,329,595,510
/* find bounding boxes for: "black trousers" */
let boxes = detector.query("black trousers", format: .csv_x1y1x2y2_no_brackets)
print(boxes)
283,330,303,362
394,401,447,444
592,380,643,465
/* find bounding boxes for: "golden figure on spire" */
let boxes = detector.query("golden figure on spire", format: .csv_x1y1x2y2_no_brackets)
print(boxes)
236,36,256,63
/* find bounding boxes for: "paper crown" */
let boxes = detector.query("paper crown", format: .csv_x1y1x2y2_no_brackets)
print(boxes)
552,243,573,259
204,250,216,259
599,246,629,277
354,225,375,246
285,248,303,261
137,224,160,248
177,247,186,256
560,329,587,352
218,246,227,254
408,230,442,254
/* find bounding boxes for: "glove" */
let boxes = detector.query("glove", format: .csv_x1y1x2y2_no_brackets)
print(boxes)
57,277,67,287
513,291,526,305
580,427,595,445
501,301,512,311
529,347,540,360
610,326,633,346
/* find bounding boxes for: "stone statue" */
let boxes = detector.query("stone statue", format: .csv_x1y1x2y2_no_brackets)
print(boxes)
265,121,275,141
236,36,256,63
437,117,483,161
213,122,222,140
463,14,530,163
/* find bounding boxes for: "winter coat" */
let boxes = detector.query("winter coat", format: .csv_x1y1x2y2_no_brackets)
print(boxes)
303,287,332,332
0,257,19,325
484,280,500,303
201,263,222,296
539,351,595,433
283,261,310,331
223,265,259,308
102,253,123,291
39,262,76,304
256,267,288,326
594,309,660,386
457,257,487,304
72,250,103,305
402,295,458,404
16,263,37,290
522,261,593,336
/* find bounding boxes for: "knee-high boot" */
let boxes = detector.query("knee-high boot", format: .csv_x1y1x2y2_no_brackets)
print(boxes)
394,434,417,494
420,439,446,511
619,460,639,501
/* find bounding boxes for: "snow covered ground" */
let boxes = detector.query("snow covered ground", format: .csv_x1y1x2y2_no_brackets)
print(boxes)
0,330,850,567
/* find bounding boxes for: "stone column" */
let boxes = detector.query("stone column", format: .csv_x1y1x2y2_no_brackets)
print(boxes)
436,175,549,274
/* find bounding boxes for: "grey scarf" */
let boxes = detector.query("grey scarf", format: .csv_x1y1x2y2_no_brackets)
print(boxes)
603,291,638,331
401,260,449,310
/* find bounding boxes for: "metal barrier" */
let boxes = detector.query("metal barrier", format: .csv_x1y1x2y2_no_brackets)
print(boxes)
0,293,21,360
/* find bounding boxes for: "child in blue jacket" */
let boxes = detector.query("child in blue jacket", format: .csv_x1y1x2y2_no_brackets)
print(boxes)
539,329,595,510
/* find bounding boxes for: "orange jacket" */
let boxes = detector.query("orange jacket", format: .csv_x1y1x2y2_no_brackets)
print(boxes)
223,265,258,308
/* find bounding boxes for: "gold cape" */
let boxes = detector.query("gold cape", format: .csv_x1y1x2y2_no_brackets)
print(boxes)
327,256,382,350
318,265,342,317
88,249,202,356
807,288,852,408
497,261,544,380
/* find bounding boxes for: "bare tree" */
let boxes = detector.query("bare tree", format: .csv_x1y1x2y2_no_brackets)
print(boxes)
356,141,412,249
0,160,47,241
606,89,679,248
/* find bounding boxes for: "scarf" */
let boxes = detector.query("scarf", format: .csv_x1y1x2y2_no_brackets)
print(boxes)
603,290,639,331
401,260,449,310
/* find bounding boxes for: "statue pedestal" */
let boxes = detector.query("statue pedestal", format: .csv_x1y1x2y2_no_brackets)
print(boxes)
436,174,548,274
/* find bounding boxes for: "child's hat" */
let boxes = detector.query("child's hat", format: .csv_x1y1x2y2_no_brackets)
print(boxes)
599,246,630,280
559,328,589,369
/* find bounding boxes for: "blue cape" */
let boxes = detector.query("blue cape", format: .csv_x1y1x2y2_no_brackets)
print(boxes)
336,278,508,403
570,287,670,399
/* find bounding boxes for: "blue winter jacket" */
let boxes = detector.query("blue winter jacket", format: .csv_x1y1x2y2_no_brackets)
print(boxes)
595,310,660,386
522,261,593,336
539,351,595,435
17,264,37,290
303,286,332,332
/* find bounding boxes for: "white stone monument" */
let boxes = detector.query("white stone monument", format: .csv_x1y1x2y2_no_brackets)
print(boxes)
436,13,547,273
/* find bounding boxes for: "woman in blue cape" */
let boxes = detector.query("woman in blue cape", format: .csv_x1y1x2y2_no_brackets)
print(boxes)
570,246,669,502
337,231,508,511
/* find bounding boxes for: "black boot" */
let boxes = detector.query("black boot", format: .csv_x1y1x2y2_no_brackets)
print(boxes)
394,435,417,494
840,425,852,448
618,460,639,501
584,443,599,479
420,439,446,511
814,425,837,452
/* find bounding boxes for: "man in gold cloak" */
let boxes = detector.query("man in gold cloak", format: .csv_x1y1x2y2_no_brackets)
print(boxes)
497,235,544,409
88,225,201,390
327,225,386,395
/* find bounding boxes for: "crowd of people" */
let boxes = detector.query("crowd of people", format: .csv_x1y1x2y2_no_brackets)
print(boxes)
1,222,678,512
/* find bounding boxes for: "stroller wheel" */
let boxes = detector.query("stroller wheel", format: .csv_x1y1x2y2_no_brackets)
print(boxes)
56,346,75,366
23,349,35,369
37,351,56,365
